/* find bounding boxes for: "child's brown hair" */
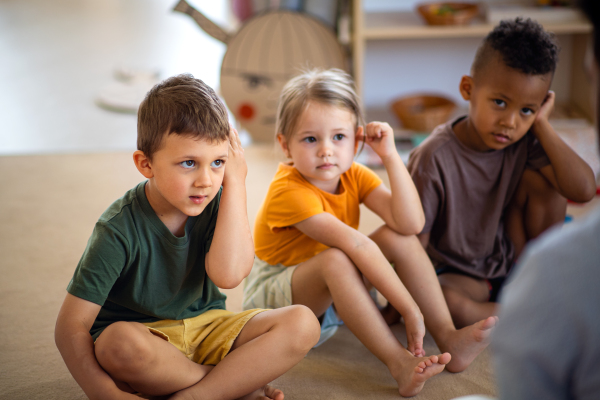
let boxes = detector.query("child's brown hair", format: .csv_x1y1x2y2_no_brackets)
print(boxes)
137,74,230,159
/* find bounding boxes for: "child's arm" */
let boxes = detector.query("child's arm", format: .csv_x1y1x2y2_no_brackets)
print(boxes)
532,91,596,202
362,122,426,235
294,214,425,356
205,128,255,289
55,293,138,400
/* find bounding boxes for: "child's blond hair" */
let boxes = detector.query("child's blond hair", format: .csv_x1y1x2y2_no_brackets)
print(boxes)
276,69,364,142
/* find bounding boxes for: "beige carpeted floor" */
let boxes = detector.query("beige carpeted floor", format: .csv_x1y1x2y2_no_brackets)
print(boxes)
1,146,597,399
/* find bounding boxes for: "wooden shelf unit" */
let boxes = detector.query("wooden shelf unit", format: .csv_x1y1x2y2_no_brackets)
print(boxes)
351,0,594,120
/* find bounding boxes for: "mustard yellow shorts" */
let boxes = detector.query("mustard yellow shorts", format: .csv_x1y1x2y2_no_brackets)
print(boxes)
142,308,265,365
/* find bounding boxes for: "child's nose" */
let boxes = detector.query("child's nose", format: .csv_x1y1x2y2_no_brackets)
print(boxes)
318,141,333,157
194,168,212,187
500,112,517,129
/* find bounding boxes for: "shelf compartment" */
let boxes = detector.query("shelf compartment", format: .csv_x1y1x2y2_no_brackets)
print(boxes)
361,11,592,40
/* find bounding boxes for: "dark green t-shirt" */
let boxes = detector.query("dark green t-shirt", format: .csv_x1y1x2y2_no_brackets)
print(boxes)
67,182,226,339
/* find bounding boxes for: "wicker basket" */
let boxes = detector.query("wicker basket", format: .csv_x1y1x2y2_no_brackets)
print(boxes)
391,94,456,133
417,2,479,26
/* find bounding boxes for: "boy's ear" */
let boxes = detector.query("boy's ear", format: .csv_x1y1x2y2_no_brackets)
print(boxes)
133,150,154,179
277,133,291,158
459,75,474,101
354,126,364,155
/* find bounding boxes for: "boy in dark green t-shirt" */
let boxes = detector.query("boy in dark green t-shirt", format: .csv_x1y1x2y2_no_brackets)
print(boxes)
55,74,320,400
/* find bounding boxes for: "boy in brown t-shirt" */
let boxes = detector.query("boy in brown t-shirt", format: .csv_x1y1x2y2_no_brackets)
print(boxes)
407,18,596,328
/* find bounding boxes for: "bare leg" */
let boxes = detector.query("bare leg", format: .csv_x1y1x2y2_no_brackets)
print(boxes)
438,274,496,328
291,247,450,397
173,306,320,400
370,227,497,373
505,168,567,259
95,321,214,396
96,307,320,400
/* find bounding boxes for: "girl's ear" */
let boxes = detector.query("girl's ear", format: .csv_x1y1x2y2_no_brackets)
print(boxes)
133,150,154,179
277,133,291,158
459,75,474,101
354,126,364,155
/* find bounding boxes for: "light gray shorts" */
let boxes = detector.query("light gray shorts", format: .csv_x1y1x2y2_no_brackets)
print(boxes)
242,256,342,347
242,257,297,310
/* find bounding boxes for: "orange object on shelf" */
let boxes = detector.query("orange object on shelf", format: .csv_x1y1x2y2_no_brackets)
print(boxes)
391,94,456,133
417,2,479,26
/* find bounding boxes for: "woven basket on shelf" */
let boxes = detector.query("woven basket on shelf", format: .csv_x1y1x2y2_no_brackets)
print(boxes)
391,94,456,133
417,2,479,26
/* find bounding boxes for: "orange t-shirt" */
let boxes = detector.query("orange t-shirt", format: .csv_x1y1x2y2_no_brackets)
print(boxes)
254,162,383,266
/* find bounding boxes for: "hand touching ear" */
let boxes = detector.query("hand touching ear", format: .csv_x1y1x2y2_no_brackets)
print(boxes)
223,126,247,186
535,90,555,125
365,121,398,162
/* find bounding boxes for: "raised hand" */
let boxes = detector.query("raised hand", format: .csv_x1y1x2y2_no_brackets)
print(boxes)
535,90,555,125
223,126,247,185
365,121,398,162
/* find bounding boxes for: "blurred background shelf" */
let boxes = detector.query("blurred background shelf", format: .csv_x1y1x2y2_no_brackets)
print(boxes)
351,0,595,124
360,10,591,40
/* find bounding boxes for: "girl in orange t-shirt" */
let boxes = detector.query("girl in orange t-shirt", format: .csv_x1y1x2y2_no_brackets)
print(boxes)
243,69,497,397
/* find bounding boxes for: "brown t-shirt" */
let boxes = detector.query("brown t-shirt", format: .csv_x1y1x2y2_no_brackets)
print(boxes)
407,117,550,279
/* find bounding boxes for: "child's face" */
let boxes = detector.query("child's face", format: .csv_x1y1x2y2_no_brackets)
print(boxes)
458,57,552,152
141,134,229,221
279,101,358,194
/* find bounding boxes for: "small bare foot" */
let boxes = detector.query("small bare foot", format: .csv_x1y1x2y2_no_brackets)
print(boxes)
381,303,401,325
393,352,451,397
237,385,284,400
442,316,498,373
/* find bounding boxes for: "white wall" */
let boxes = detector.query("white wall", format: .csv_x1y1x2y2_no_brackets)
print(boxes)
362,36,574,110
360,0,575,113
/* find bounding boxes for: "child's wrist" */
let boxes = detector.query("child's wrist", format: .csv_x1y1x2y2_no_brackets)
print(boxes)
532,118,552,136
222,173,246,186
379,150,402,165
399,304,422,322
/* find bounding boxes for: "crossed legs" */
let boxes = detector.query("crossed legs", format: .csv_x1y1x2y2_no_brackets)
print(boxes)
94,306,320,399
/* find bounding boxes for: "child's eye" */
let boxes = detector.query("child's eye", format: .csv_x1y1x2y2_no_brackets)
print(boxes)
211,160,225,168
181,160,195,168
521,108,534,116
333,133,345,141
493,99,506,108
303,137,316,143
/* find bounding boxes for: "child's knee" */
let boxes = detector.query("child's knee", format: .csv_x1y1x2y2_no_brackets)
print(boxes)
95,321,154,373
519,169,562,202
521,169,566,217
320,248,356,275
281,305,321,351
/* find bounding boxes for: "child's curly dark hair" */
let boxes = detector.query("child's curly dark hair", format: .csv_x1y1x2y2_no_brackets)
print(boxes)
472,18,559,77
